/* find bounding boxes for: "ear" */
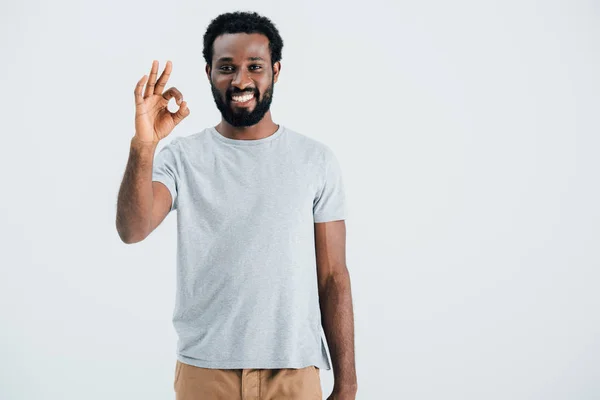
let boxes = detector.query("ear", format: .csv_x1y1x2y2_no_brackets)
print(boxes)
205,63,211,80
272,61,281,83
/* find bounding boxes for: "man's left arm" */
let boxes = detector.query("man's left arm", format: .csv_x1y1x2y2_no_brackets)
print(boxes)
315,220,357,399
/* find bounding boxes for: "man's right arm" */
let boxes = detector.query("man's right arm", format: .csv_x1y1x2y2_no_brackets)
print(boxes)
116,137,172,244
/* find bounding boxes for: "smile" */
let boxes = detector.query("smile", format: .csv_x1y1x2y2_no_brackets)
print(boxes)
231,93,255,104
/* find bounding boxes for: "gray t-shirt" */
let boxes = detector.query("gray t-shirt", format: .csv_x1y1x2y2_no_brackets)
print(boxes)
152,124,347,370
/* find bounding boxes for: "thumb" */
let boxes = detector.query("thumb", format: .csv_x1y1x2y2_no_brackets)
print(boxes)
172,100,190,126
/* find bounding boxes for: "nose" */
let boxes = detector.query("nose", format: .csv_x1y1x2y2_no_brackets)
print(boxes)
231,69,253,91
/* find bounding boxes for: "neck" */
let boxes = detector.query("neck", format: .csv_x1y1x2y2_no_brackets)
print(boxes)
215,112,279,140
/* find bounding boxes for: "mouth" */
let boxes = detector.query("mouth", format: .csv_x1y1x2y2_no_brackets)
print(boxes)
230,92,255,107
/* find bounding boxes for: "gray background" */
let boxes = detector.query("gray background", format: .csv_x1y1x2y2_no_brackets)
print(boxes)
1,0,599,399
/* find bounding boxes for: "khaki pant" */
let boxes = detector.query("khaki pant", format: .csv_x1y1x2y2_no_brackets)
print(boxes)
174,360,323,400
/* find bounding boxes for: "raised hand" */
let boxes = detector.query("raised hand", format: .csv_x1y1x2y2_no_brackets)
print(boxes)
133,60,190,144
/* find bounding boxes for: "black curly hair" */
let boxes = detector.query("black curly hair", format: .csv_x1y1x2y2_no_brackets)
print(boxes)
203,11,284,69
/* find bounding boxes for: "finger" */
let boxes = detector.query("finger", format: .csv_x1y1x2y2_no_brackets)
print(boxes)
162,87,184,105
134,74,148,108
154,60,172,96
172,100,190,126
143,60,159,99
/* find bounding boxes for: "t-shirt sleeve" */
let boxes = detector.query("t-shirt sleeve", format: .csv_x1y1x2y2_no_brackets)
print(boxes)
152,139,180,212
313,147,348,223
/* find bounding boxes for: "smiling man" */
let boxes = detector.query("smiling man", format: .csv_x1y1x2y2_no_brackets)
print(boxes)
116,11,356,400
209,32,276,130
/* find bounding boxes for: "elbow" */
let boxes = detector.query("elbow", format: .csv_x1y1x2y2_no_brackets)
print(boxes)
119,234,143,244
116,222,147,244
318,268,351,293
119,232,146,244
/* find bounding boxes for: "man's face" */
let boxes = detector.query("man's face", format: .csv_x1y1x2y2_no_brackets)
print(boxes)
207,33,280,127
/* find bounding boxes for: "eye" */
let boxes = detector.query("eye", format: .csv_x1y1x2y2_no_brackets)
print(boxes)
250,65,262,71
219,66,233,72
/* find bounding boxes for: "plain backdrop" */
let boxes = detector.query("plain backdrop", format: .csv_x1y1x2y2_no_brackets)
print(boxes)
1,0,599,399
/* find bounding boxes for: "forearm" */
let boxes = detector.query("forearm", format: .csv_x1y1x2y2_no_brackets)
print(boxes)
116,137,158,243
319,270,357,393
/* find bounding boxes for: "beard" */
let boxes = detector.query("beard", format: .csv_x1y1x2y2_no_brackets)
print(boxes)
210,76,275,127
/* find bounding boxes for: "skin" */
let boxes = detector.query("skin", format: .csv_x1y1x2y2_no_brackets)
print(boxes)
117,60,190,244
206,33,280,140
315,221,358,399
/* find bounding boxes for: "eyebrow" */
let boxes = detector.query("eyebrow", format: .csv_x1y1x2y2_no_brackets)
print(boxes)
216,56,266,63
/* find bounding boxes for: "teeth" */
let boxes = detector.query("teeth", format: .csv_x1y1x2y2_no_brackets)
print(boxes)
232,94,253,102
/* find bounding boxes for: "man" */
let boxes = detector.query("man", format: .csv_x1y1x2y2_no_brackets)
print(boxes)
116,11,357,400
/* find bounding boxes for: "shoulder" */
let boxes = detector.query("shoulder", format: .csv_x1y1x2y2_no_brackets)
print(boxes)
161,129,211,157
282,126,337,164
173,129,210,148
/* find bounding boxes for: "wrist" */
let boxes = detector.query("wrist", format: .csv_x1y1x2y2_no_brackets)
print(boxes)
332,383,358,394
131,135,159,149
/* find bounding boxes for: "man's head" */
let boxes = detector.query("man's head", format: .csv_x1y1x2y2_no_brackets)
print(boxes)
203,11,284,127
